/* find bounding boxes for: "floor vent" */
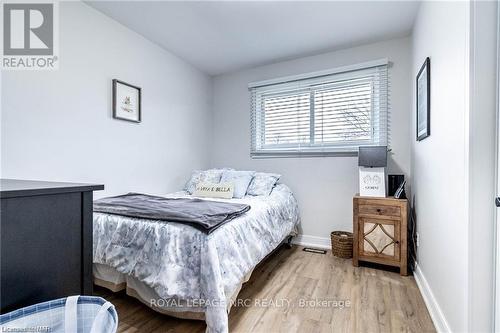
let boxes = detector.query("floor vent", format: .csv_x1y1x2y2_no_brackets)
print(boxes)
302,247,327,254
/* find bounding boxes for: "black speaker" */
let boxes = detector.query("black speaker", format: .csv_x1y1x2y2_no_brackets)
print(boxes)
388,175,404,197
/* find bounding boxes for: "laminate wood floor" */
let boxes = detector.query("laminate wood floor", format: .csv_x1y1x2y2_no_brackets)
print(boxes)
95,245,435,333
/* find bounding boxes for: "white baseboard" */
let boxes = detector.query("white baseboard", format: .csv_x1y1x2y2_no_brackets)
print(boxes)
291,234,331,250
413,263,451,333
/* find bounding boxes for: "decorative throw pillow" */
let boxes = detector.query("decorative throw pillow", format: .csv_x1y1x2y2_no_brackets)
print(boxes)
247,172,281,196
184,169,224,194
219,170,256,199
193,182,234,199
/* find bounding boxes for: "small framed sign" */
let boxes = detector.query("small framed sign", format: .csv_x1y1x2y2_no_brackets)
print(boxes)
113,79,141,123
359,167,386,197
416,57,430,141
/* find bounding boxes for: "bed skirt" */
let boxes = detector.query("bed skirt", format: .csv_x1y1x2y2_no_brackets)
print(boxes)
94,263,253,321
93,232,296,326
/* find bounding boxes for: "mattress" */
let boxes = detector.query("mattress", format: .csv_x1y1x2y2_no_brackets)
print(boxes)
93,184,300,333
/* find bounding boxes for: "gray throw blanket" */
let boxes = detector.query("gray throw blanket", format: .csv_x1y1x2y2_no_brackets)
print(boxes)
93,193,251,234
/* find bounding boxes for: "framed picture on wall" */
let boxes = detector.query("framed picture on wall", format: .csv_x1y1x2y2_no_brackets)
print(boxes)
416,57,430,141
113,79,141,123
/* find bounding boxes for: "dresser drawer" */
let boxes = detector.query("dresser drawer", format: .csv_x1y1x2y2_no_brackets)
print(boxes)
358,204,401,217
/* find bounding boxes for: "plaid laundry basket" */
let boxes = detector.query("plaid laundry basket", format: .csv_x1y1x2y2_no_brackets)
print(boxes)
0,295,118,333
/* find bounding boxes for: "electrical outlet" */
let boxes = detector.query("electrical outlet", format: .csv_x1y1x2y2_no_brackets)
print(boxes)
416,233,420,247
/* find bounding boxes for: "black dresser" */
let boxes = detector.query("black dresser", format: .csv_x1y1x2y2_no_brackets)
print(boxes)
0,179,104,313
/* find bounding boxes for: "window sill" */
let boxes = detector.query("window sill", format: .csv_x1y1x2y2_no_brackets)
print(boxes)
250,150,359,159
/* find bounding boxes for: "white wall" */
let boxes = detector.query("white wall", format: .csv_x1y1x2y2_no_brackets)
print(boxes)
211,37,412,242
1,2,212,198
411,2,470,331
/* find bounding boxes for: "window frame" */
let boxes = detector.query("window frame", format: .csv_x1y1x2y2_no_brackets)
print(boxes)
249,59,388,158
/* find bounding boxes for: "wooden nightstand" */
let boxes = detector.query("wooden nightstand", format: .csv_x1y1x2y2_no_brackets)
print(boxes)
352,195,408,276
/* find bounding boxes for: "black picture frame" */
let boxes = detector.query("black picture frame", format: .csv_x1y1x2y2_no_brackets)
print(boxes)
416,57,430,141
112,79,142,123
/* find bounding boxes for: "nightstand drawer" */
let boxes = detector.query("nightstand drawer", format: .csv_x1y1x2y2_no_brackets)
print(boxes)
358,204,400,217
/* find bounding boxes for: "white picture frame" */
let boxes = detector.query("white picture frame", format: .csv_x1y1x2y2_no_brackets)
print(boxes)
359,167,386,197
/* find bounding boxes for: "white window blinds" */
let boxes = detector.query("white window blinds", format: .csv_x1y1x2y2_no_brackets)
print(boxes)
249,61,388,158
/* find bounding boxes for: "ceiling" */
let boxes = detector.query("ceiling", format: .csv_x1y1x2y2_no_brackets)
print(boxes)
86,1,420,76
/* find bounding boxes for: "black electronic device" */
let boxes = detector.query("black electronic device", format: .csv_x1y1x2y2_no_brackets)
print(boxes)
388,174,405,196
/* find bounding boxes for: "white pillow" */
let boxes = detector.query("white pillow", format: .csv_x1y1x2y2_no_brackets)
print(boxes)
184,169,223,194
220,170,255,199
193,182,234,199
247,172,281,196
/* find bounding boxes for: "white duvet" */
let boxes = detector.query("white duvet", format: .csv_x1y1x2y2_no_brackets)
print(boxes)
93,184,300,333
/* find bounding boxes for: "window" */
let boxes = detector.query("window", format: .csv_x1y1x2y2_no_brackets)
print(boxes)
249,60,388,157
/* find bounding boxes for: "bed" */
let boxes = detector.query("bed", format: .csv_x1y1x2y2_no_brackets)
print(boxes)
92,183,300,333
